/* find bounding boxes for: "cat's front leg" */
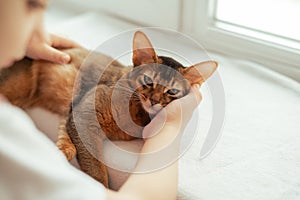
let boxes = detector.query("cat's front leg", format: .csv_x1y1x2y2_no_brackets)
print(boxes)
56,118,77,161
67,117,110,187
81,154,109,188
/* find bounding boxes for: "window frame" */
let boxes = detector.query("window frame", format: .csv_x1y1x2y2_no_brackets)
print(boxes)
54,0,181,29
180,0,300,81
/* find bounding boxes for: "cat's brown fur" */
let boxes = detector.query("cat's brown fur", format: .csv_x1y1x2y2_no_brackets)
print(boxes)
0,31,218,189
0,47,128,159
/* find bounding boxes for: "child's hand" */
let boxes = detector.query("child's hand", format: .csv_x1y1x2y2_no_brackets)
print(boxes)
0,94,9,104
26,30,81,64
143,85,202,139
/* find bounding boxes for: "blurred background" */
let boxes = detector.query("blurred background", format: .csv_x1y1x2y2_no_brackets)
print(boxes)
44,1,300,199
46,0,300,81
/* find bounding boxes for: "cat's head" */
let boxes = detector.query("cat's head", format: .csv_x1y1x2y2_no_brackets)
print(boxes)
128,31,218,116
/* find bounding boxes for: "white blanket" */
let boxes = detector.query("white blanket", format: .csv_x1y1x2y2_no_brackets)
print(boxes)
178,55,300,199
43,11,300,200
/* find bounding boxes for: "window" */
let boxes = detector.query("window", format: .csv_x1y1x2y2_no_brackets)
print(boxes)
216,0,300,50
182,0,300,81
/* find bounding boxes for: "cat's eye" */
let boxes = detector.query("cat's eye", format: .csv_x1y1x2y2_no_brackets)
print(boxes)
143,75,153,86
167,89,180,95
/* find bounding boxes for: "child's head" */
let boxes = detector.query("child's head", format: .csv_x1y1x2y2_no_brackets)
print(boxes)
0,0,47,69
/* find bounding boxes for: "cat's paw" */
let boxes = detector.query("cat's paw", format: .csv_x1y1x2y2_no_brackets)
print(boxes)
57,140,76,161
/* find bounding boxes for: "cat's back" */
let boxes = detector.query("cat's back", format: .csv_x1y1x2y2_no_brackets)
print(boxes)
0,47,127,114
0,58,35,108
0,48,91,113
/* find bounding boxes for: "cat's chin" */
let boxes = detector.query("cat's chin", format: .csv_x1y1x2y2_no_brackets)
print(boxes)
140,99,162,117
147,104,163,118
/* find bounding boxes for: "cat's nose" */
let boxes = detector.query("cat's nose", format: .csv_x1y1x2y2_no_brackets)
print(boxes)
150,96,160,105
151,99,159,105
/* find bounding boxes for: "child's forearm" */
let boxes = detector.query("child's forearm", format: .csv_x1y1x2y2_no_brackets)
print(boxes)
106,126,180,200
106,85,201,200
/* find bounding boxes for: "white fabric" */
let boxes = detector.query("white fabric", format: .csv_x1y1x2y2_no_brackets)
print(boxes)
178,55,300,200
45,10,300,199
0,103,106,200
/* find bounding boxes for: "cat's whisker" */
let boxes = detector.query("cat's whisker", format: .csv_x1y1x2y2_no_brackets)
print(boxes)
109,83,142,102
138,93,146,100
112,85,133,92
111,83,135,92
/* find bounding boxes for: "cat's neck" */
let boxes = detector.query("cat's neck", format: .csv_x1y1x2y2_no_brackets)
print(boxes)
129,97,151,127
109,85,151,138
113,75,151,128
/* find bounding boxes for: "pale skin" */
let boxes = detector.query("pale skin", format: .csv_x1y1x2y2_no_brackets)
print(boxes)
0,0,202,199
107,86,202,200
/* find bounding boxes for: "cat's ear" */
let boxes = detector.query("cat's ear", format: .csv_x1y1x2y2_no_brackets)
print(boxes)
183,61,218,85
132,31,158,67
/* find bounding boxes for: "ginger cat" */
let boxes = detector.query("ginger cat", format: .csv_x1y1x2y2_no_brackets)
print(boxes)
0,31,218,189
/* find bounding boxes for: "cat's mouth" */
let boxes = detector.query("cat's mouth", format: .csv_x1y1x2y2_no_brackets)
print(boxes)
148,104,163,115
140,98,163,116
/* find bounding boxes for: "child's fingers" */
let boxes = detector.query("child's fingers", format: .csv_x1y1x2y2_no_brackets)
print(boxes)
50,34,82,49
0,94,9,104
40,34,81,64
190,84,202,105
38,45,71,64
178,84,202,114
143,85,202,139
